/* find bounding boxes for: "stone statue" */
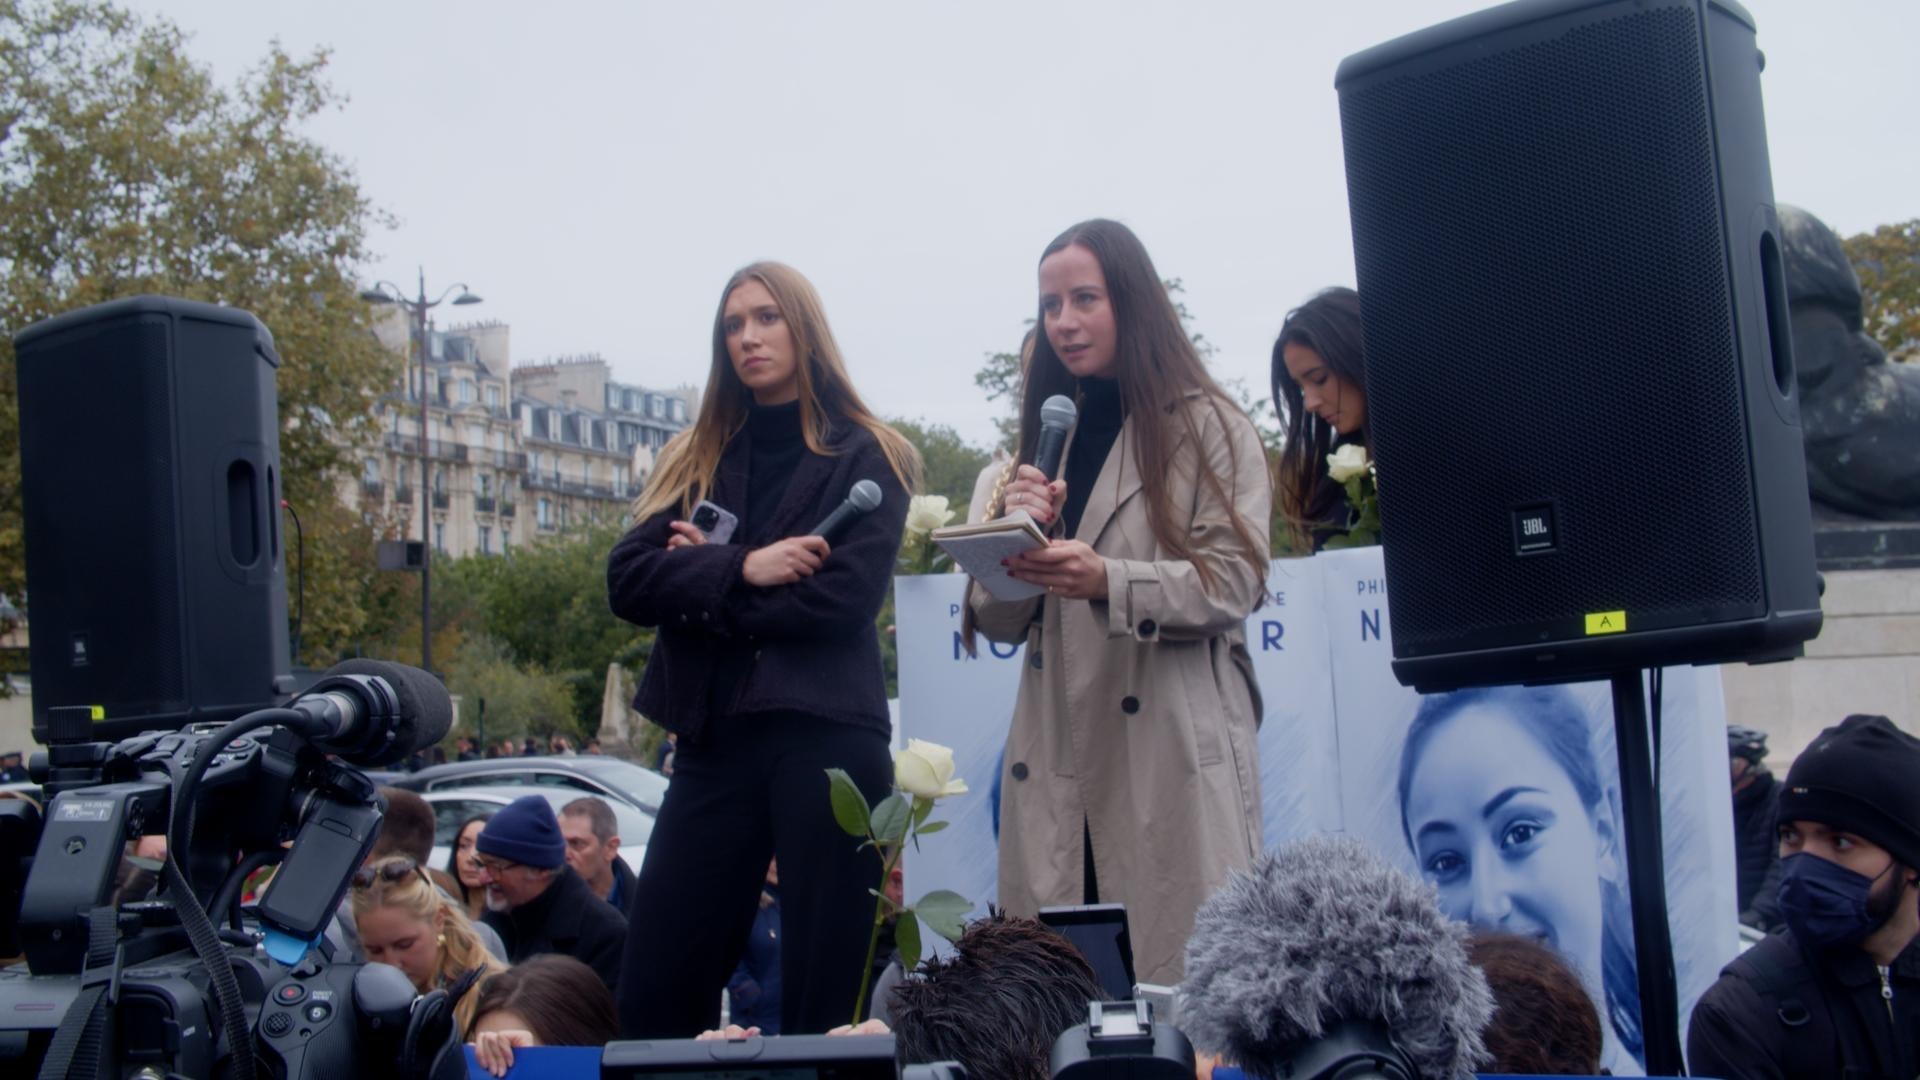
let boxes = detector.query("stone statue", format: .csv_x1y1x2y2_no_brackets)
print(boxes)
1780,205,1920,520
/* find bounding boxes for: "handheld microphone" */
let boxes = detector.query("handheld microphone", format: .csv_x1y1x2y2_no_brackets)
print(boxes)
810,479,884,544
287,659,454,767
1178,835,1494,1080
1032,395,1079,480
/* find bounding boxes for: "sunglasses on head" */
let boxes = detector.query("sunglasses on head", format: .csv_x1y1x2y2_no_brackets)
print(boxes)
352,857,430,890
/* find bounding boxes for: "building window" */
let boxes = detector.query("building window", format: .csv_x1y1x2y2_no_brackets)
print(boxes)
486,384,501,408
362,458,380,482
537,498,552,527
478,472,492,497
530,451,543,476
459,380,475,403
478,525,491,555
434,523,446,552
672,399,687,422
433,468,446,495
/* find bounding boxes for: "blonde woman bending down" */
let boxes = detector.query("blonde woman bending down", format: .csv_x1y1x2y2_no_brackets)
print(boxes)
350,855,507,1036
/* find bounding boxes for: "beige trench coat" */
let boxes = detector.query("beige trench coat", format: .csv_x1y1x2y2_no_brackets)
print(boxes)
969,390,1270,987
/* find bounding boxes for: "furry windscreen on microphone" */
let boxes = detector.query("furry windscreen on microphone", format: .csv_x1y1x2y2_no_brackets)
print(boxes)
1178,834,1493,1080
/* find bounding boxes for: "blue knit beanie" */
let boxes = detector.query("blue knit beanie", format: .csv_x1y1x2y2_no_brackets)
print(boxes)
476,795,565,869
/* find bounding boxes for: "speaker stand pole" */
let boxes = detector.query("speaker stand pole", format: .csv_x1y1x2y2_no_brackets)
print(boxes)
1610,668,1684,1075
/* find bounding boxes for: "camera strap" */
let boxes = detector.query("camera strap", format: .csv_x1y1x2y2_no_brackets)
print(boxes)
36,905,120,1080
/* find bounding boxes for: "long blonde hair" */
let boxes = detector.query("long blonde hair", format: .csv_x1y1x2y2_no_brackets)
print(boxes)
350,855,507,1035
631,261,921,524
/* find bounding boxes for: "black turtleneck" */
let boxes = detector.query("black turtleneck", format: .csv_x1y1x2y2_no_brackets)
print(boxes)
743,400,805,542
1062,378,1124,539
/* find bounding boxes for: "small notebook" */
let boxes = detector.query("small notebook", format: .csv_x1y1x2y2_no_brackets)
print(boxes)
931,513,1051,601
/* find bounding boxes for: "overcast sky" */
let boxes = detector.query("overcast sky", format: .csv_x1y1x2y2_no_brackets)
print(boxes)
127,1,1920,447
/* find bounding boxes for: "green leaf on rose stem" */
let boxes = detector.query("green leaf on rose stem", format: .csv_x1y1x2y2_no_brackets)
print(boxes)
916,820,949,836
871,793,910,844
914,890,973,942
826,769,872,839
912,796,934,829
896,910,923,972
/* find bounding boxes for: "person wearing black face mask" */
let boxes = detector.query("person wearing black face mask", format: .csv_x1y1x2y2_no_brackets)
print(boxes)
1689,714,1920,1080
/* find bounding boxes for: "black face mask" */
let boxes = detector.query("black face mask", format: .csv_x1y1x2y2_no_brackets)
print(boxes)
1778,853,1902,948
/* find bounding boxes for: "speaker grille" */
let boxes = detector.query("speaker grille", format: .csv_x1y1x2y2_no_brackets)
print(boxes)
20,316,187,707
1339,4,1762,653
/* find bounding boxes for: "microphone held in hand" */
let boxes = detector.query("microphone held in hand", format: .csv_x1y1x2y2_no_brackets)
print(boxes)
286,659,454,767
1178,834,1495,1080
1032,394,1079,480
811,479,884,544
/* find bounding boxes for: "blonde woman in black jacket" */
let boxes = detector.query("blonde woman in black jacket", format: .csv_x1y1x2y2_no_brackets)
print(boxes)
607,261,918,1037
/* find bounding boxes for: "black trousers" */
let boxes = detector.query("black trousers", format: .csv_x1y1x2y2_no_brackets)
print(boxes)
617,710,891,1037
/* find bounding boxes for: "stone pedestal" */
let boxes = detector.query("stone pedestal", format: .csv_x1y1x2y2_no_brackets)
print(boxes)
1719,522,1920,764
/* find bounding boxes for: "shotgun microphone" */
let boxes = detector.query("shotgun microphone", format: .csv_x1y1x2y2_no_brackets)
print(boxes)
1179,835,1495,1080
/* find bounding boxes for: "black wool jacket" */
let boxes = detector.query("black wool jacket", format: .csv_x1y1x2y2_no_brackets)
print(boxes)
606,416,908,741
482,865,628,992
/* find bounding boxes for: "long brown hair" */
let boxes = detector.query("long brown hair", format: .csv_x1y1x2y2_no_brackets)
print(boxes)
1272,287,1368,550
630,261,920,523
993,220,1264,567
964,220,1265,653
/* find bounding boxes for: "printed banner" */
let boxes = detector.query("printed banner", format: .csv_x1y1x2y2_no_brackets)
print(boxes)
893,546,1739,1075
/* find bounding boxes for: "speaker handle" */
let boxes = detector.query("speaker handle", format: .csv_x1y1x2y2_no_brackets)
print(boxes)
1758,227,1796,402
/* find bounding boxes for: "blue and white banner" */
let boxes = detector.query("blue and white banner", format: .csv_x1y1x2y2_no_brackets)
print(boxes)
893,546,1739,1076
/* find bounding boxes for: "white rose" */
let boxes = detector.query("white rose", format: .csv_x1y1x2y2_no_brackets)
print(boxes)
1326,443,1371,484
895,738,969,801
904,494,955,537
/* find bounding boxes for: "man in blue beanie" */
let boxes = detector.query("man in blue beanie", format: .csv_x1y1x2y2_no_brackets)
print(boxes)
476,794,628,992
1689,714,1920,1079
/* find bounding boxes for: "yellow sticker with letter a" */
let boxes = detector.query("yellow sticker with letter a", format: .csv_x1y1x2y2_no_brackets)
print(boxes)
1584,611,1627,636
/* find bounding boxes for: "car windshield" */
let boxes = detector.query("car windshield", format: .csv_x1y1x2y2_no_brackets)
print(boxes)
572,758,668,812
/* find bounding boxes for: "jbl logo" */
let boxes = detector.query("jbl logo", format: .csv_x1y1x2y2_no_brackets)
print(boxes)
1512,505,1557,555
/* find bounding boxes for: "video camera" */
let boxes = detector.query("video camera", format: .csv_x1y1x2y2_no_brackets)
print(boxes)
0,660,462,1080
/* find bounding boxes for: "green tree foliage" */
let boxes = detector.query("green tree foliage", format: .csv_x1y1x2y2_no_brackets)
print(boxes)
443,632,575,745
889,417,990,514
1843,220,1920,364
0,0,402,655
435,519,649,739
974,346,1023,451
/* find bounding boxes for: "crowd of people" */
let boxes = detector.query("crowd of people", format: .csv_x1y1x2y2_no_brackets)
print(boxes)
46,705,1890,1078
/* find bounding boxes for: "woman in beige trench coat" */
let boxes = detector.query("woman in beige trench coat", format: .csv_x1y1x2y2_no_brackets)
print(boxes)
966,219,1271,988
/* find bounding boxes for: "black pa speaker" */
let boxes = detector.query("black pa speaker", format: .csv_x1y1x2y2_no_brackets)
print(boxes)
1335,0,1822,692
15,295,293,739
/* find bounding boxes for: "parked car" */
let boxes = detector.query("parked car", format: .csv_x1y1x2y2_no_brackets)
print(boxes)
420,786,649,877
391,755,668,815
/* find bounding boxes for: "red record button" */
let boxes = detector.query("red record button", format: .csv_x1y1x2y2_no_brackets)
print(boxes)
274,983,307,1005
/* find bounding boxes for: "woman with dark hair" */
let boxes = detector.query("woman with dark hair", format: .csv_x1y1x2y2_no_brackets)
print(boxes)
1468,931,1605,1075
966,219,1271,988
469,954,619,1077
608,261,919,1037
1397,684,1645,1074
1271,287,1370,551
445,815,493,923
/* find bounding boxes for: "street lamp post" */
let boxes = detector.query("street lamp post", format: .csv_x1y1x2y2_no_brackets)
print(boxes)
359,269,481,675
